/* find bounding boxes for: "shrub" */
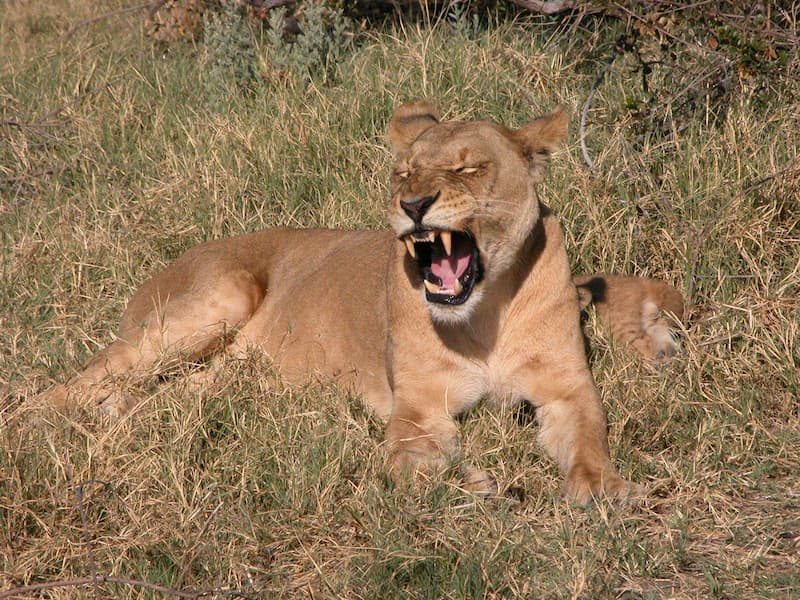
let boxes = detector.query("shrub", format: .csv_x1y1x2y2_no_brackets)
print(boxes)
203,0,260,108
265,4,354,83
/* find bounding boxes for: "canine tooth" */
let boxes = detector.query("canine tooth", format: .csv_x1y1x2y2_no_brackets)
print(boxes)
453,279,463,295
404,237,416,258
440,231,452,256
424,280,439,294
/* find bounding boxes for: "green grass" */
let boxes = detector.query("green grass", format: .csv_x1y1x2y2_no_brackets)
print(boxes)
2,3,799,598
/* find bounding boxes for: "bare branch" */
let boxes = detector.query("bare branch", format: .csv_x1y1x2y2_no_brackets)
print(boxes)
0,77,122,135
244,0,299,10
507,0,576,15
0,577,253,599
61,0,166,39
74,481,108,600
580,44,620,172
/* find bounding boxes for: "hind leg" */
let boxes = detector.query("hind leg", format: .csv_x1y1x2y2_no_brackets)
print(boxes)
180,299,280,396
41,339,143,416
40,268,264,417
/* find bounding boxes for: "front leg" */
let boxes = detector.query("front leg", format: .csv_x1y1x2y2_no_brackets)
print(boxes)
518,358,643,504
385,401,460,473
385,377,497,496
385,369,463,474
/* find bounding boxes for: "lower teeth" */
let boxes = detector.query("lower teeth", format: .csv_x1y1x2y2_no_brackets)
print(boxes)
424,280,439,294
423,279,463,296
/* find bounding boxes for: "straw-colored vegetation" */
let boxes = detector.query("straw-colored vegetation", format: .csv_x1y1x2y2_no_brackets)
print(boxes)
1,2,798,598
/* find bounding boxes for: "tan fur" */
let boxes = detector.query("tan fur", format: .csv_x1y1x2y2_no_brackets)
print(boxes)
40,103,685,504
574,275,685,360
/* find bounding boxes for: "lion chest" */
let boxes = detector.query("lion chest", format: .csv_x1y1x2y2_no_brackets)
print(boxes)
430,354,523,415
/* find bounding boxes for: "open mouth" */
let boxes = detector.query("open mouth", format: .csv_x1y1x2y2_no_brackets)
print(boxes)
402,229,482,305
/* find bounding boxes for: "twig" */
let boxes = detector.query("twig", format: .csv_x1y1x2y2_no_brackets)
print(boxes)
177,500,225,586
1,118,62,131
697,334,743,347
694,274,757,279
1,78,122,135
244,0,299,10
0,577,253,599
0,119,62,142
507,0,576,15
579,41,622,172
0,478,254,600
61,0,166,39
611,2,707,54
74,480,109,600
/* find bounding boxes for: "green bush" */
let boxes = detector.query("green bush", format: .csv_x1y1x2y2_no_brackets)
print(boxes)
265,4,353,83
203,0,260,108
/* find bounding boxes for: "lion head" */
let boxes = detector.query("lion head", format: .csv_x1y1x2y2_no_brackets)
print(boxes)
387,101,568,324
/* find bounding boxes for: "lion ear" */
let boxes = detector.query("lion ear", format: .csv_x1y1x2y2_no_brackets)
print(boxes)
513,106,568,181
387,101,440,156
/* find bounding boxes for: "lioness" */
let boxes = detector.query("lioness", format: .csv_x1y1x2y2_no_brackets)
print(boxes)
41,102,683,503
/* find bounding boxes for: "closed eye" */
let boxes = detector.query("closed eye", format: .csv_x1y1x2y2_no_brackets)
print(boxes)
454,166,479,174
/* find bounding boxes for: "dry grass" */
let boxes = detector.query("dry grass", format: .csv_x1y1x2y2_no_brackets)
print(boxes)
2,3,799,598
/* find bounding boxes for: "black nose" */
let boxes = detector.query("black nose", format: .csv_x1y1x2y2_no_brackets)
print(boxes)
400,194,437,224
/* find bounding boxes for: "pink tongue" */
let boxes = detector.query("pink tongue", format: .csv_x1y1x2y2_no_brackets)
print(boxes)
431,252,470,289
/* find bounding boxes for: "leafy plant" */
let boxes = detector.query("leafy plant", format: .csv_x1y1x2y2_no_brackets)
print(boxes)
265,4,353,83
203,0,260,108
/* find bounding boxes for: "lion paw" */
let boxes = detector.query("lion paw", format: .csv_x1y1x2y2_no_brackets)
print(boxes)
461,467,498,498
98,390,134,420
36,380,133,420
564,465,645,506
388,446,448,480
